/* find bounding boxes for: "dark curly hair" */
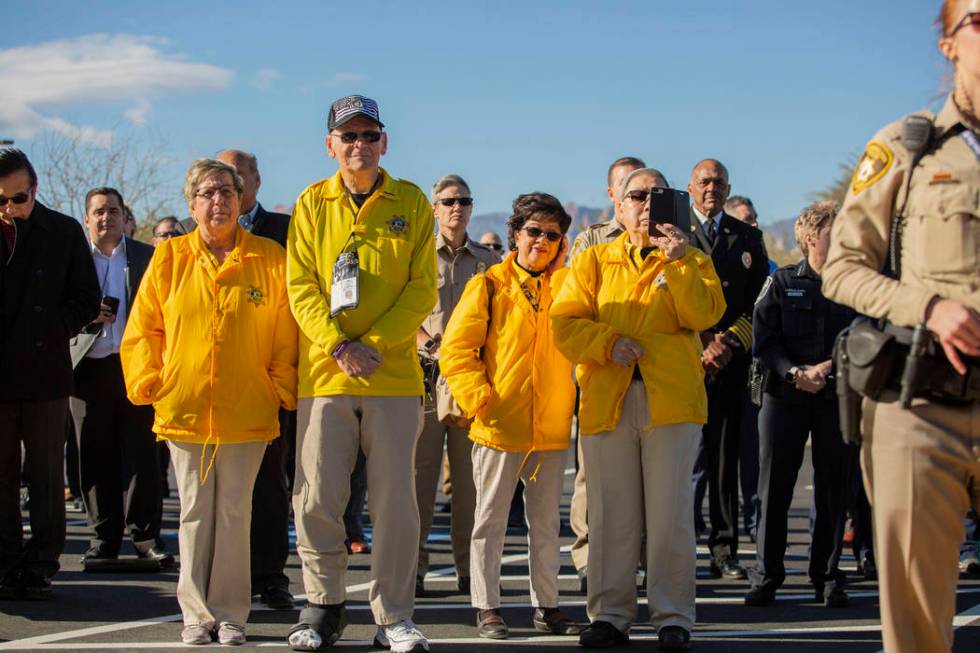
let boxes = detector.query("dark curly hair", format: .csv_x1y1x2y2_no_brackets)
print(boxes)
505,192,571,252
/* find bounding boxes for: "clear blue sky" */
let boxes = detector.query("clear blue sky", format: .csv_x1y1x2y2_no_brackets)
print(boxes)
2,0,946,224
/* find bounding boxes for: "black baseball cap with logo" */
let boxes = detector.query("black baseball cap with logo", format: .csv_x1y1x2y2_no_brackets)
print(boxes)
328,95,384,130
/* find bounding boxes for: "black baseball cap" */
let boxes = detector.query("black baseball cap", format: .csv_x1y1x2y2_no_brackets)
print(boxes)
328,95,384,131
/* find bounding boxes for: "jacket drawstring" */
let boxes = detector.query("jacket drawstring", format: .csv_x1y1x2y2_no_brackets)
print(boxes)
198,435,220,485
516,450,542,483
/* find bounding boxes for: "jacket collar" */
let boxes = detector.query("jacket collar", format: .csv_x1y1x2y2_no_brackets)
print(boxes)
180,224,263,264
319,168,399,202
435,231,481,256
26,201,55,232
935,94,977,138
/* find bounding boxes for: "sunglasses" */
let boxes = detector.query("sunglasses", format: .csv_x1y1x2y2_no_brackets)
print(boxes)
624,190,653,204
950,11,980,35
436,197,474,207
0,192,31,207
331,130,383,144
521,226,563,242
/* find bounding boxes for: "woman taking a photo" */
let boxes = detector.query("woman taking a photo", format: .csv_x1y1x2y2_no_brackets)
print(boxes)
440,192,579,640
552,168,725,651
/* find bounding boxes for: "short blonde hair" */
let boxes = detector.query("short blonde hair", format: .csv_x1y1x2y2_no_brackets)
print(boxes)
794,200,838,256
183,158,244,202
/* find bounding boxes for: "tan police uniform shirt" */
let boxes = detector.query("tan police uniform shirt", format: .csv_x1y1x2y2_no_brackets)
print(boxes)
823,95,980,325
421,232,500,341
569,218,625,259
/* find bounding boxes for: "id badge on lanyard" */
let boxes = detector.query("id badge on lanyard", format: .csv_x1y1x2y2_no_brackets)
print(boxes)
330,251,360,317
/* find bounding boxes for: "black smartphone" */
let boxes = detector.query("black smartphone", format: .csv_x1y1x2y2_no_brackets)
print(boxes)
101,296,120,317
648,188,691,235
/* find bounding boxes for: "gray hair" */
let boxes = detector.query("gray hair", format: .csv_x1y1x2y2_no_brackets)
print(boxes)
431,174,471,203
216,149,258,173
725,195,754,213
183,158,245,202
617,167,670,200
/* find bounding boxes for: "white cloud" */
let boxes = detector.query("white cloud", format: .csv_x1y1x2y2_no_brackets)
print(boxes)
251,67,281,91
0,34,232,144
124,99,152,127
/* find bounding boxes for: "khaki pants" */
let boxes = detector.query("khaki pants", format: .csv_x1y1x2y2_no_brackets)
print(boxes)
415,407,474,579
569,435,589,572
862,398,980,653
470,444,567,610
582,382,700,632
293,395,423,625
169,440,267,627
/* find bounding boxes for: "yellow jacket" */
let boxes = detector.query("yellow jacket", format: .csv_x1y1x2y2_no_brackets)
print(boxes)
121,227,298,444
440,253,575,453
287,169,437,398
551,233,726,435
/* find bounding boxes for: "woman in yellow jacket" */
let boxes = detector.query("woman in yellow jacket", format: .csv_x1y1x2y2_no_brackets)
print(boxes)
121,159,298,647
551,168,726,651
440,192,579,640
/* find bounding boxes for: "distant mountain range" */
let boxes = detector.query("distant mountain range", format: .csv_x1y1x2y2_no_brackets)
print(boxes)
273,200,800,263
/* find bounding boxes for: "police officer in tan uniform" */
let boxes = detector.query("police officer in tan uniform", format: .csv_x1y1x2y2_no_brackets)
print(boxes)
414,174,498,597
821,2,980,650
567,156,646,590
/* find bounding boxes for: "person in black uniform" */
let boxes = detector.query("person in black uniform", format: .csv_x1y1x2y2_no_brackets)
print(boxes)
687,159,769,579
745,201,854,607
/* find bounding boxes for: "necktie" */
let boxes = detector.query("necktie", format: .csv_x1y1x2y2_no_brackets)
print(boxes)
705,219,717,244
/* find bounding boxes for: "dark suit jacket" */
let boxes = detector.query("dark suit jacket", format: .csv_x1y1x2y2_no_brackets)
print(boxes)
0,202,101,402
69,237,154,368
690,211,769,335
179,203,290,248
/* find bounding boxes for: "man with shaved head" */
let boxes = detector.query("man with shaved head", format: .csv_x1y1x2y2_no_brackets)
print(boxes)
687,159,768,581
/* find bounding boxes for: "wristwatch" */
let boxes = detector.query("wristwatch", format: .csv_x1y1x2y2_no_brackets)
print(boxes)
785,366,801,382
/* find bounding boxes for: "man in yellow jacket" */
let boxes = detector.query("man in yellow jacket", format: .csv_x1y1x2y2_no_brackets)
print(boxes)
286,95,437,653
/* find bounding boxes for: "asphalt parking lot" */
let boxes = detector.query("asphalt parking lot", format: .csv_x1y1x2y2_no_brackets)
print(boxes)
1,447,978,652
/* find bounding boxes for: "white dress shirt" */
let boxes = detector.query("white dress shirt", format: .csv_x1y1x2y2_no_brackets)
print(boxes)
87,238,128,359
238,203,259,232
692,205,722,234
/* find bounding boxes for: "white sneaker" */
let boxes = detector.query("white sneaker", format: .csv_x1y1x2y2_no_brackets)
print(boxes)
373,619,430,652
180,624,213,645
288,628,323,651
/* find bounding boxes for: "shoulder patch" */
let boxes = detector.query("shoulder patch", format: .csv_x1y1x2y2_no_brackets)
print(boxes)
754,275,773,305
850,141,893,195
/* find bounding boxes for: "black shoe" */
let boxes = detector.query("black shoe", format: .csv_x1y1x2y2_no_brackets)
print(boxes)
456,575,470,595
477,608,508,639
823,586,849,608
577,567,588,594
259,585,295,610
658,625,691,651
579,620,628,648
857,555,878,581
136,546,175,569
81,544,118,564
9,569,52,600
532,607,580,635
709,558,746,580
743,586,775,606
